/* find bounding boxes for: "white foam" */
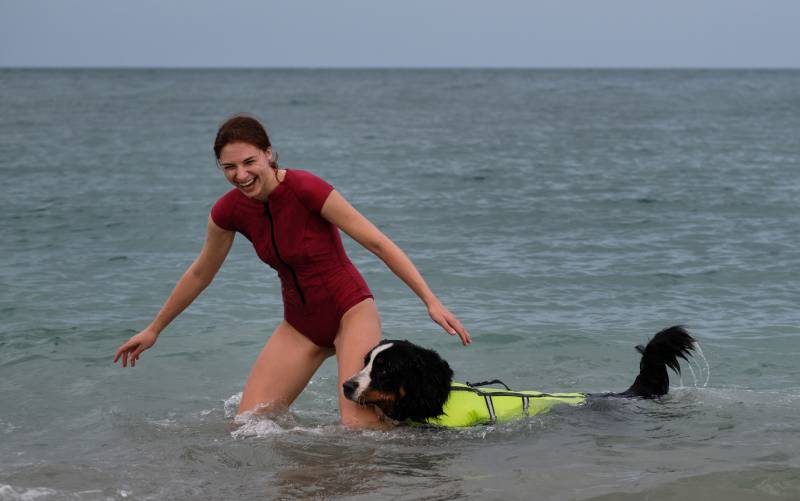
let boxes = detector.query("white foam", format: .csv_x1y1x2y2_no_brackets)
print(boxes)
230,416,285,439
0,484,59,501
223,392,242,419
1,420,18,434
230,411,333,439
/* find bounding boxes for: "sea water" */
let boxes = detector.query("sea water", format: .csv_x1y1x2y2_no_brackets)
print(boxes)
1,69,799,500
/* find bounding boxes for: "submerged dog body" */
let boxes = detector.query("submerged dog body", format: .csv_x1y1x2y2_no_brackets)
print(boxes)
342,326,696,427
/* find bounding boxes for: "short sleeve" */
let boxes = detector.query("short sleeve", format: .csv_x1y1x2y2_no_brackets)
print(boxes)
210,190,239,231
289,170,334,214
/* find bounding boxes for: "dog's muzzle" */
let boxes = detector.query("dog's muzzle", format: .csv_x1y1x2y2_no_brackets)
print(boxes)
342,379,359,401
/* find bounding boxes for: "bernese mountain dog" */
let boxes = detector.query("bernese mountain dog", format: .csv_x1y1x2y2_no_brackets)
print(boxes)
343,326,697,427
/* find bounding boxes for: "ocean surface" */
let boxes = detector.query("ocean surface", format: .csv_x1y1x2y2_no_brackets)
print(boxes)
1,69,799,500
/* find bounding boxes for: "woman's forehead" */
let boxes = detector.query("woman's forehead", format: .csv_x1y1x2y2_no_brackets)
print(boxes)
219,141,265,162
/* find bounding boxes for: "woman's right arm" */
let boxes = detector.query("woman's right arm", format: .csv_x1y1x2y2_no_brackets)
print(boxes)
113,216,235,367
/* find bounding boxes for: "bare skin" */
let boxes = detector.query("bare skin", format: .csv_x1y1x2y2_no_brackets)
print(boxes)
114,142,470,428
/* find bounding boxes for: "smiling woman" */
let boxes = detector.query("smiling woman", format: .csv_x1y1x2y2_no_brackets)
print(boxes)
113,114,471,428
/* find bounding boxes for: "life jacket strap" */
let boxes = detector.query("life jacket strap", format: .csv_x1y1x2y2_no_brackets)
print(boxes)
451,384,584,400
466,379,512,391
483,395,497,424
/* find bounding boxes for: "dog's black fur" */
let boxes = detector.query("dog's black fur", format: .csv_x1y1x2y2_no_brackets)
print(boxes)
343,325,696,423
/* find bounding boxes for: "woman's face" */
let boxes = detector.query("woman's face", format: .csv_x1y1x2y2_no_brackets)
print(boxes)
218,142,274,200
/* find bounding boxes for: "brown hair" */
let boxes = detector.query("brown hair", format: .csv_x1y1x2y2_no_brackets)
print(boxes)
213,114,278,168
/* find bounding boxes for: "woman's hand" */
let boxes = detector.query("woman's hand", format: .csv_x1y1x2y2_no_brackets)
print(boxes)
114,329,158,368
427,300,471,346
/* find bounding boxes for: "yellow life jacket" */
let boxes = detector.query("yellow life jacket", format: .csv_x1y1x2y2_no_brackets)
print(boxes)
421,382,587,428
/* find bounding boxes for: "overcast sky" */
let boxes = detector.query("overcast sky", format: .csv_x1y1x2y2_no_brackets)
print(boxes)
2,0,798,68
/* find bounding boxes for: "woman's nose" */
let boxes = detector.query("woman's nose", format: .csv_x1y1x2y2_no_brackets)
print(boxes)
233,165,248,181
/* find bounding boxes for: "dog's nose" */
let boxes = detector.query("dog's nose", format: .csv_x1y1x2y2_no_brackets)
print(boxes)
342,380,358,399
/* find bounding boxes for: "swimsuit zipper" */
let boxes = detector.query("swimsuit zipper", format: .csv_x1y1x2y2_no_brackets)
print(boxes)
264,203,306,304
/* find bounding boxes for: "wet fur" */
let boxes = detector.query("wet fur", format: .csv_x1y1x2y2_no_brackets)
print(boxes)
343,326,696,423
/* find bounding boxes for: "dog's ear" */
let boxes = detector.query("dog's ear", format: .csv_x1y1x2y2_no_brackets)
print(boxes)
395,344,454,422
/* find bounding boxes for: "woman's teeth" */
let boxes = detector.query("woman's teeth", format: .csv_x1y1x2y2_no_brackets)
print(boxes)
239,178,255,188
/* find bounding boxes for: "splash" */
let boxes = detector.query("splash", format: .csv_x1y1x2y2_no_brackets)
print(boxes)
223,392,242,419
230,414,286,439
674,340,711,391
692,342,711,387
226,393,334,439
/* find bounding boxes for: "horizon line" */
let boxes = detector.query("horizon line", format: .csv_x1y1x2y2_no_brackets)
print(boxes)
1,65,799,71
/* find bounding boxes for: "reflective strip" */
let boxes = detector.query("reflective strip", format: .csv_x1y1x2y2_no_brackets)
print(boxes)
522,396,530,417
449,386,585,399
483,395,496,423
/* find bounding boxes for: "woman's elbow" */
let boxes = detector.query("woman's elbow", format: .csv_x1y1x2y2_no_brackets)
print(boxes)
187,259,218,286
365,236,391,258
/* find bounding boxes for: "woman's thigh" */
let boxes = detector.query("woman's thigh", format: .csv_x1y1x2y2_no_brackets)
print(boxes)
238,320,333,415
334,298,383,427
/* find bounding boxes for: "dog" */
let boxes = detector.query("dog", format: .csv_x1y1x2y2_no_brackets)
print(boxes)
342,325,696,427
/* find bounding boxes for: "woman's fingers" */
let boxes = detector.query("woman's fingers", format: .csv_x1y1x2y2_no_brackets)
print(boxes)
113,342,130,364
114,331,157,368
444,315,471,346
114,344,130,366
130,346,146,367
431,308,471,346
453,321,471,345
114,340,140,367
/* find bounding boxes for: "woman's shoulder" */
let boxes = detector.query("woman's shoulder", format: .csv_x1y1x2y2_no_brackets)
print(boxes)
284,169,334,213
214,187,248,210
285,168,329,185
217,186,243,201
210,188,251,231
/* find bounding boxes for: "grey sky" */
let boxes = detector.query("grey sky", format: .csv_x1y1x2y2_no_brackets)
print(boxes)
1,0,798,68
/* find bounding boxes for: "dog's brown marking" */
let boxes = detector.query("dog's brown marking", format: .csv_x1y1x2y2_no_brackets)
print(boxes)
361,389,397,404
360,389,398,416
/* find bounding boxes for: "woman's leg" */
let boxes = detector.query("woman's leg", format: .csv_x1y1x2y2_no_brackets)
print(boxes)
334,298,383,427
238,320,334,415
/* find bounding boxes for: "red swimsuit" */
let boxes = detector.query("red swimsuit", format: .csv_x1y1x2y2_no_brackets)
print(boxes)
210,170,373,347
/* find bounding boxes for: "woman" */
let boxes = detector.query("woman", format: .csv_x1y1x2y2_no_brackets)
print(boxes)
114,115,471,427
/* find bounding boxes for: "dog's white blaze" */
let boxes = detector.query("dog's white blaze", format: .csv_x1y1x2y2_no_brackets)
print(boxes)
351,342,393,399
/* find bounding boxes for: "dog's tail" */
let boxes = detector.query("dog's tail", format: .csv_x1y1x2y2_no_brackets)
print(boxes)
618,325,696,398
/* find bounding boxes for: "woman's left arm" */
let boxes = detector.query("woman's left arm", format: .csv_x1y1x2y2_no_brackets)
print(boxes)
321,190,471,346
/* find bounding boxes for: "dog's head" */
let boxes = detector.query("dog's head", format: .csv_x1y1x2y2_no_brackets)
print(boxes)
342,340,453,422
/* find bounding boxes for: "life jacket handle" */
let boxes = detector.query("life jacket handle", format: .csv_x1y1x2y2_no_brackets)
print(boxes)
466,379,512,391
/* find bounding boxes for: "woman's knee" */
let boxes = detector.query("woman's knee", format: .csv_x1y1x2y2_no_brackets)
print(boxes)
238,322,331,414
